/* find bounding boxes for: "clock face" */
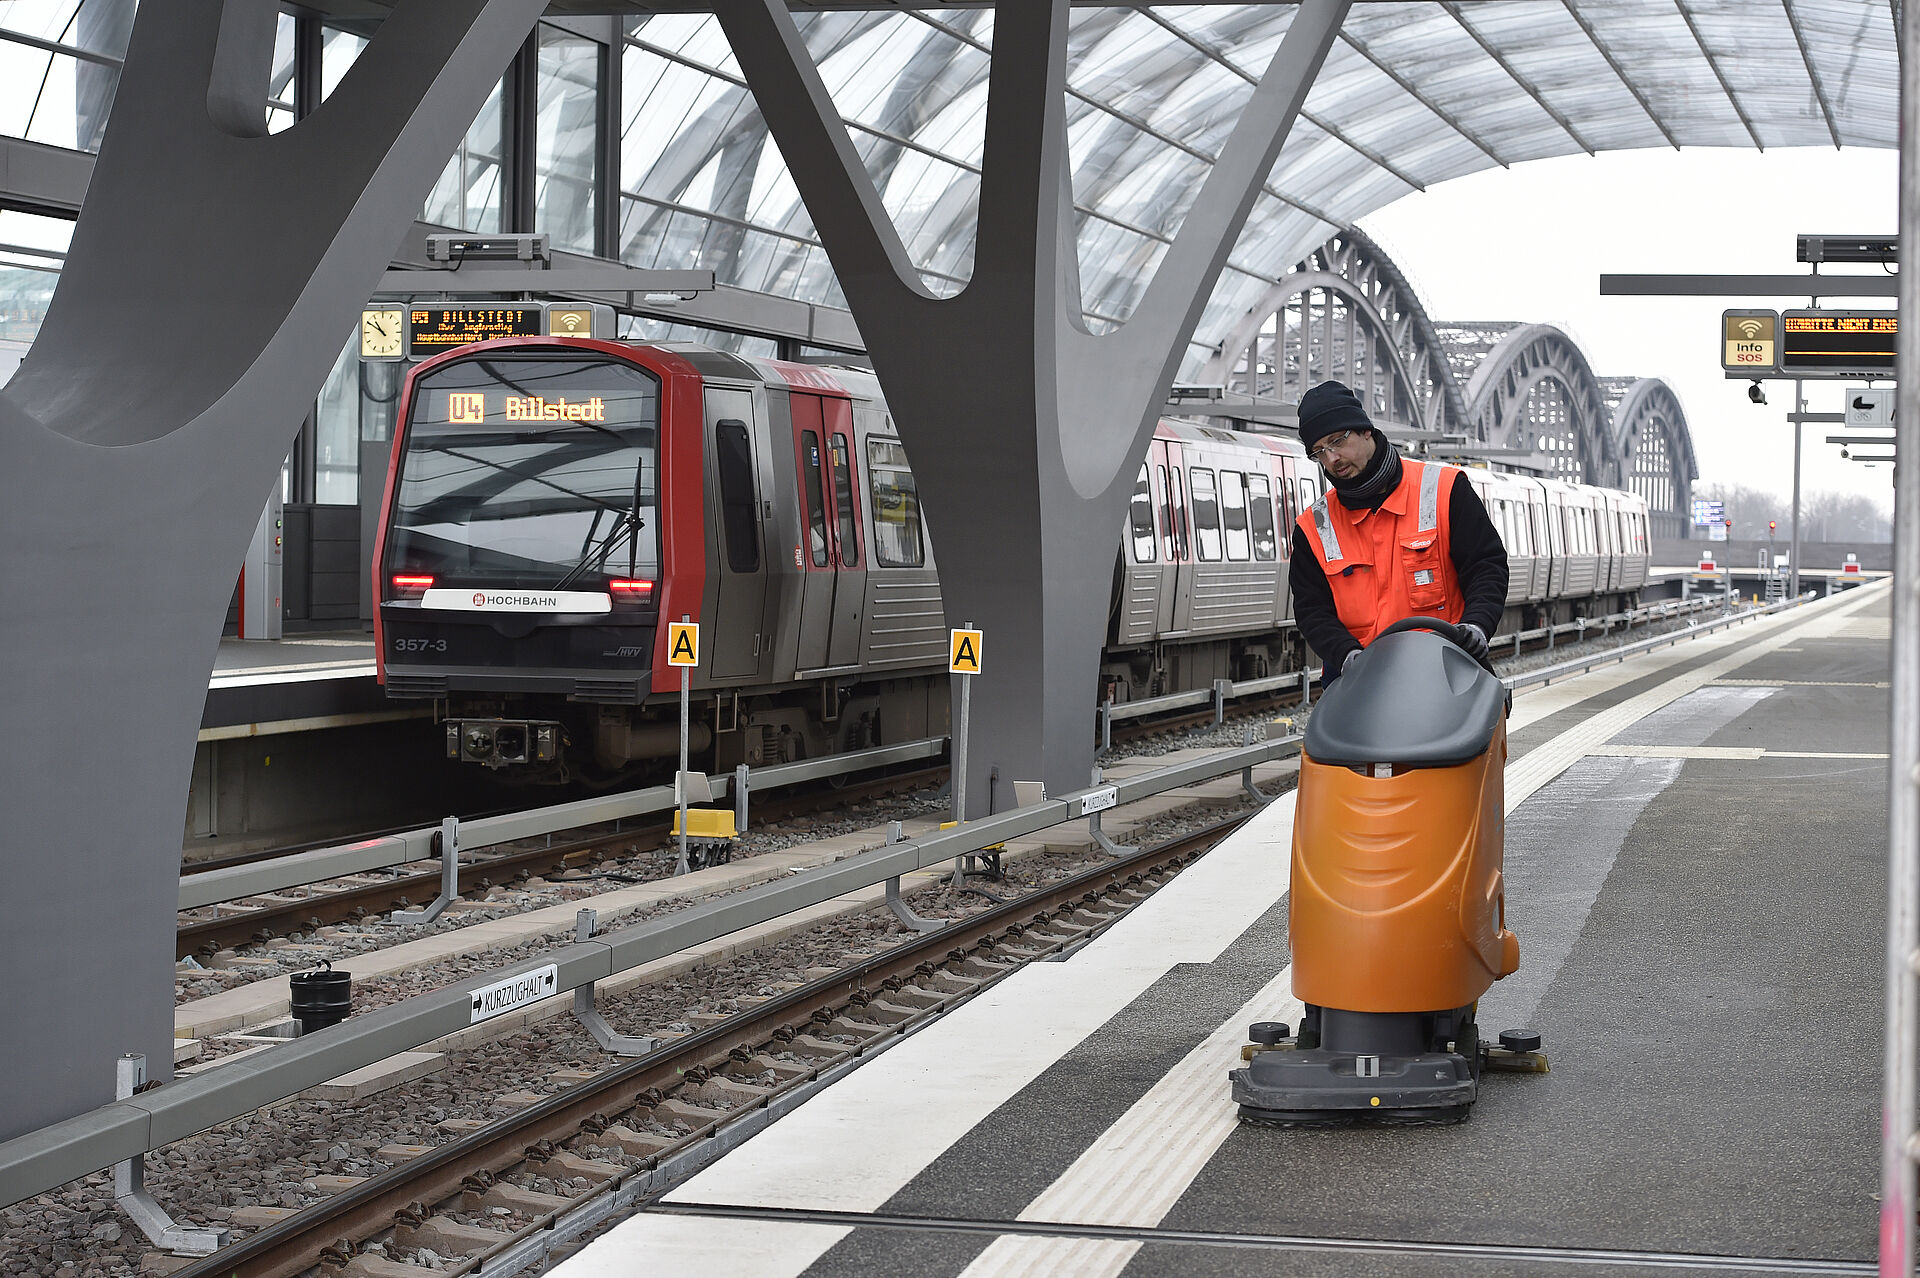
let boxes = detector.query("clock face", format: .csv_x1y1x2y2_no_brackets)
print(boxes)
360,309,405,359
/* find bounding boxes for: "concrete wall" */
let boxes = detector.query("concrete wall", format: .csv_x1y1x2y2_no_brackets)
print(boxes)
1654,538,1891,571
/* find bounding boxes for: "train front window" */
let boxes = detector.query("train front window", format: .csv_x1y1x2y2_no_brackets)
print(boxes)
387,357,660,589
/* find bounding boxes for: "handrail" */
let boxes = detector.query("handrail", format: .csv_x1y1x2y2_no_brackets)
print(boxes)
1501,596,1806,694
5,734,1307,1208
179,736,949,911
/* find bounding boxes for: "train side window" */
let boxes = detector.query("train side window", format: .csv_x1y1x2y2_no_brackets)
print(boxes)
801,430,830,567
1190,467,1222,561
1171,466,1190,560
1221,470,1251,561
1298,478,1316,520
828,433,860,568
714,420,760,574
866,439,924,567
1157,465,1177,560
1129,465,1157,564
1247,473,1277,561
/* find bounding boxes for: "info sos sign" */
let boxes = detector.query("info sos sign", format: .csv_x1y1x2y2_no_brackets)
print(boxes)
1721,310,1778,373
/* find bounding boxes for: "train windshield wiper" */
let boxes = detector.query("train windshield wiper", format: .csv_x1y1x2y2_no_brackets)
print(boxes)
551,505,646,592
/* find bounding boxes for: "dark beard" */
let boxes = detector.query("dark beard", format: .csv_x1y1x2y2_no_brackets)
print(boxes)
1331,432,1402,510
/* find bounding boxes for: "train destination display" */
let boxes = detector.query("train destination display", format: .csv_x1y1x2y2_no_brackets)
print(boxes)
408,305,544,356
1779,309,1897,376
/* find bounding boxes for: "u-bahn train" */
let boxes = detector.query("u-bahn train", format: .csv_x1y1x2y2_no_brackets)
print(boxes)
373,337,1651,783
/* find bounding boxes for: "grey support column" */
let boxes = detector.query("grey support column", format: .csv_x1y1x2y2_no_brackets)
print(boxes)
0,0,545,1142
717,0,1349,806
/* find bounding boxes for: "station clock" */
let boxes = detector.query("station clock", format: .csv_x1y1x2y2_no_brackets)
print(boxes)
360,308,406,360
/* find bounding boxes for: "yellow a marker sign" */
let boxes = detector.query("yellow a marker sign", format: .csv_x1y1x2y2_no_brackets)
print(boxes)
666,621,700,667
949,628,983,675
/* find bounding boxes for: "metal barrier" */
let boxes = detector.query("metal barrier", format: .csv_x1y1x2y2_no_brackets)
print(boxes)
2,733,1305,1209
178,736,949,911
1502,596,1806,695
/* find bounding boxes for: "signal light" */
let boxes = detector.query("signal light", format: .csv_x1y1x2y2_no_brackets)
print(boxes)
391,574,434,594
608,579,655,597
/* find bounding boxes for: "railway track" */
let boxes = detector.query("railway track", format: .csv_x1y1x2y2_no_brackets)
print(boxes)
176,600,1712,960
169,815,1243,1278
175,765,946,960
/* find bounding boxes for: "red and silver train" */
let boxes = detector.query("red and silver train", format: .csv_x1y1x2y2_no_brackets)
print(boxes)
373,338,1650,782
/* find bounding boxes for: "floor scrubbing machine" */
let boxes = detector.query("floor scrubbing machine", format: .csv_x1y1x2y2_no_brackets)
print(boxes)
1230,617,1545,1125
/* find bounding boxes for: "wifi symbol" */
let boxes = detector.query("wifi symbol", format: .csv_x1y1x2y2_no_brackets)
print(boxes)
560,313,583,332
1737,319,1763,339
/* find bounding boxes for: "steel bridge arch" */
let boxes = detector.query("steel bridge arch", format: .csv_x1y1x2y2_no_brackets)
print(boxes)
1464,323,1624,489
1202,229,1468,436
1610,377,1699,540
1195,229,1697,533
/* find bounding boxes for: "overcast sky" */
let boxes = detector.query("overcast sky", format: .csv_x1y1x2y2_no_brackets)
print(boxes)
1358,145,1900,509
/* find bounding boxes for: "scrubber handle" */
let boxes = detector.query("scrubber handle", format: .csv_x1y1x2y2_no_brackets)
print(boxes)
1372,615,1497,676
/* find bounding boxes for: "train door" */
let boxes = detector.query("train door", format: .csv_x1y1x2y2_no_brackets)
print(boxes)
707,387,768,679
1149,437,1178,634
1167,448,1195,633
790,394,864,672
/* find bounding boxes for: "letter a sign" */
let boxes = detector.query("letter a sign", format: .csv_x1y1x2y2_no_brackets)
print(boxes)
667,621,700,667
949,628,983,675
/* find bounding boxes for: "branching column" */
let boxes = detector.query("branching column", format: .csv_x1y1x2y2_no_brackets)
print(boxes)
718,0,1349,808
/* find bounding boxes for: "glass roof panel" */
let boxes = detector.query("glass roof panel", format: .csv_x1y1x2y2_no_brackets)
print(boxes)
600,2,1896,357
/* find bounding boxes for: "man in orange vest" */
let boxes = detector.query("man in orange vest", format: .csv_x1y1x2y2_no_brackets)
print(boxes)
1289,380,1508,680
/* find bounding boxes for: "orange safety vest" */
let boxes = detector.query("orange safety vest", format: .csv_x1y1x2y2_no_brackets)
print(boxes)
1295,458,1467,648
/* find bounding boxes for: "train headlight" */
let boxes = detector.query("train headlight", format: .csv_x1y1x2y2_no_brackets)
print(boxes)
463,726,494,760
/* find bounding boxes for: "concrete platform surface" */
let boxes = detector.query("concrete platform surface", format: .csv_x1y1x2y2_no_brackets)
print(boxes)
552,582,1890,1278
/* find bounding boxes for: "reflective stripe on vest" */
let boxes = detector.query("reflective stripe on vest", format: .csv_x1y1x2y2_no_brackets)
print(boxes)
1311,494,1343,562
1418,460,1444,532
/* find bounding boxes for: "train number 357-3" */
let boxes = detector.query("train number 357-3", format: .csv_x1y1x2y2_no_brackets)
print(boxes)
393,638,448,653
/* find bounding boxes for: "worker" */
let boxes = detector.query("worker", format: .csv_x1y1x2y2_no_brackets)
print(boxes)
1289,380,1508,680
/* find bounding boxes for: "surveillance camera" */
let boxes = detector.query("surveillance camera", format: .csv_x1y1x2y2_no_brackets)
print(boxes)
1841,447,1850,459
1747,381,1767,405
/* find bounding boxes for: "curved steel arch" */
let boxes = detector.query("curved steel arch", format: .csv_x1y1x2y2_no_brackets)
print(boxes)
1465,323,1624,488
1611,377,1699,539
1201,228,1467,435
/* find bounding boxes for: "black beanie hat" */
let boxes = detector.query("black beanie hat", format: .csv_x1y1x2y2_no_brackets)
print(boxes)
1297,380,1372,452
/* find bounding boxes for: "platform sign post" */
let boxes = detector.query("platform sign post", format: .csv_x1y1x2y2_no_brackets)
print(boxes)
667,619,700,876
949,625,982,886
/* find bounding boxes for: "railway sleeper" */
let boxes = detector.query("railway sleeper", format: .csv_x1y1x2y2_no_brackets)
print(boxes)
532,1149,624,1183
593,1124,680,1158
467,1182,572,1217
650,1097,730,1127
391,1214,515,1256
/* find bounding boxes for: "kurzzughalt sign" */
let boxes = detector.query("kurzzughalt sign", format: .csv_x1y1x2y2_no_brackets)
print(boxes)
469,964,559,1024
423,588,612,614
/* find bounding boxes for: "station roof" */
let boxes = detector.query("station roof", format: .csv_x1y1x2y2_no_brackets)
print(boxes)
3,3,1901,374
609,1,1899,370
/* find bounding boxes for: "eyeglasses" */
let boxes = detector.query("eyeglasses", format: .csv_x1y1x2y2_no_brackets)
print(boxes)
1307,429,1356,464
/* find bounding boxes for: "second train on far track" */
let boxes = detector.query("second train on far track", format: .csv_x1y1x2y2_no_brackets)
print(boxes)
373,337,1650,783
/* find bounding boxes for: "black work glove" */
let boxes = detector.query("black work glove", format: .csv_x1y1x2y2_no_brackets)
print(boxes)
1457,622,1490,663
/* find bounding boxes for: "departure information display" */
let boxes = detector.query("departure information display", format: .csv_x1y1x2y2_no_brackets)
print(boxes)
407,305,544,356
1779,310,1897,376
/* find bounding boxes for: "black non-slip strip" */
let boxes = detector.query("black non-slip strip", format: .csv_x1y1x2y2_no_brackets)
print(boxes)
647,1201,1872,1275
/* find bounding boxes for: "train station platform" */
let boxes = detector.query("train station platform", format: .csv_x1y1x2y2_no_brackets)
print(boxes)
202,630,390,740
553,581,1891,1277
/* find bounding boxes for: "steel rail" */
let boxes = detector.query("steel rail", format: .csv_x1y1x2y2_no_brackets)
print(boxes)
165,820,1237,1278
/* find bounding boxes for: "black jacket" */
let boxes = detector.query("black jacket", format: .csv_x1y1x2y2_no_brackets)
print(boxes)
1288,469,1508,668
